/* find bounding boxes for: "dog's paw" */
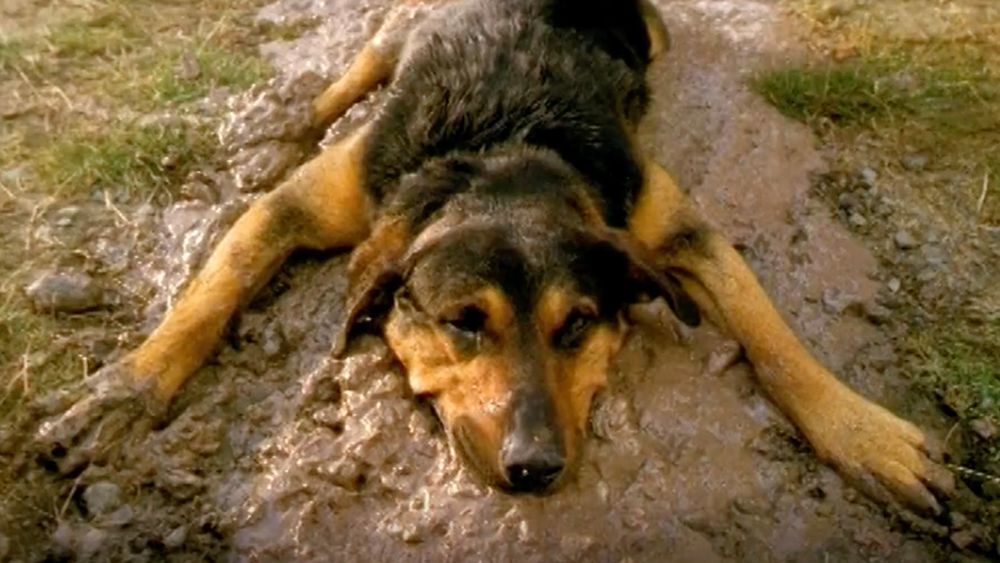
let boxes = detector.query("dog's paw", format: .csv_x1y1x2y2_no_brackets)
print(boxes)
33,362,163,475
799,384,955,514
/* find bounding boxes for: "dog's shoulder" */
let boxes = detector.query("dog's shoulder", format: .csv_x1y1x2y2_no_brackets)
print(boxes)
361,0,653,227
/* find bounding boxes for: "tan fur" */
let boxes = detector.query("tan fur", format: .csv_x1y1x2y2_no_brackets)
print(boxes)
630,159,954,512
126,126,372,402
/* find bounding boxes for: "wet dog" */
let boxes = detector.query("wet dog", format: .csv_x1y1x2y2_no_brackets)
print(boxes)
37,0,953,508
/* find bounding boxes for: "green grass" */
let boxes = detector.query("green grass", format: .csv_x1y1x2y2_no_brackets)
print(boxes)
45,9,144,59
752,56,1000,129
0,38,28,72
147,47,272,104
33,120,215,198
0,301,81,423
907,321,1000,462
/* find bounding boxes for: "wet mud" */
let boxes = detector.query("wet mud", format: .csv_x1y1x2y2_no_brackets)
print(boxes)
0,0,979,561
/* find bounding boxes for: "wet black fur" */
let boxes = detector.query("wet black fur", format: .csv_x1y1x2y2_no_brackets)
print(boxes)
362,0,653,228
340,0,702,352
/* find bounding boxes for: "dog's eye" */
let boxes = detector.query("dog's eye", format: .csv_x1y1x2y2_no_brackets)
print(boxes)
554,310,596,350
442,305,487,336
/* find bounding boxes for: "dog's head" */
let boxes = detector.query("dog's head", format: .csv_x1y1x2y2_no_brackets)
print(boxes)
336,149,699,492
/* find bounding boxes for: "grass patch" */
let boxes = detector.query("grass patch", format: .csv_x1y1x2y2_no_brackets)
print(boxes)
906,320,1000,462
0,38,28,72
147,47,272,105
752,56,1000,130
45,9,144,59
33,120,215,198
0,302,81,424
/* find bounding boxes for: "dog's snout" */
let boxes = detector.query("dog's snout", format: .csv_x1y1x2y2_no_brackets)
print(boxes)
501,438,565,491
500,389,565,492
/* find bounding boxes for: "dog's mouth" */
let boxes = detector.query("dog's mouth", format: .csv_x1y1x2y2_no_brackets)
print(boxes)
450,417,506,488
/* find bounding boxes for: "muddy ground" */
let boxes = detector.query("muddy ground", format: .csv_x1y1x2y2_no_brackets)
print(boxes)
1,0,998,561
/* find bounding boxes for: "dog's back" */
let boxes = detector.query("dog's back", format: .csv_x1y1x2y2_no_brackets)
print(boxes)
363,0,657,227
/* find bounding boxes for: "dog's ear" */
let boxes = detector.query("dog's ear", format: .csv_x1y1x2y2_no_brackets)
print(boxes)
595,228,701,327
333,218,411,358
333,210,472,358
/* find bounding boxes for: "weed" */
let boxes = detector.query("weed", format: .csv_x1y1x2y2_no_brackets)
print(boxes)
906,320,1000,462
45,9,143,59
147,47,272,105
33,120,215,198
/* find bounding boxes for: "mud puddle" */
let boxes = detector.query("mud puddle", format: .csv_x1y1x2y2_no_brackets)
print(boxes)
0,0,971,561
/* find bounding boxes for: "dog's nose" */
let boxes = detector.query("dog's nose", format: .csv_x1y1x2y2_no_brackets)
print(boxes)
500,434,565,492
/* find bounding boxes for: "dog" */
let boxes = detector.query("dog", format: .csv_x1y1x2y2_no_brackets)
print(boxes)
36,0,953,509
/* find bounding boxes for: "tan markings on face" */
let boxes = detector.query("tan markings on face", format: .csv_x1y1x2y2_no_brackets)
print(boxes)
383,285,516,484
534,286,626,467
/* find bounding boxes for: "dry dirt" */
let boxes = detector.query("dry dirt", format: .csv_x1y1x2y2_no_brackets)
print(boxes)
1,0,996,561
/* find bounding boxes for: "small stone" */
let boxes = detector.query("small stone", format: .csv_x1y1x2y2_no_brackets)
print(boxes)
25,271,103,313
982,479,1000,499
838,192,861,212
971,418,998,440
0,166,26,184
858,167,877,188
157,468,205,500
83,482,122,517
164,525,188,550
705,340,742,377
821,288,860,315
893,230,919,250
79,526,108,559
949,512,968,528
951,530,976,550
98,505,134,528
52,522,75,551
848,212,868,229
178,51,201,80
862,301,893,325
887,278,901,293
402,525,423,544
901,154,929,172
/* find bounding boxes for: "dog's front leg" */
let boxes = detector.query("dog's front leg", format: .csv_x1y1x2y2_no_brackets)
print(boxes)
33,127,372,474
630,160,954,513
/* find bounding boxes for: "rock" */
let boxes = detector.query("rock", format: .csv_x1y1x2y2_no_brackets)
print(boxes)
982,479,1000,499
971,418,998,440
837,192,861,212
25,271,103,313
901,154,929,172
54,206,80,227
164,525,188,550
848,212,868,229
950,530,976,550
98,505,135,528
0,532,8,560
79,526,108,559
887,278,901,293
862,301,893,325
921,243,948,267
51,522,75,551
858,167,877,188
893,230,919,250
821,288,860,315
178,51,201,80
705,340,742,377
158,468,206,500
949,512,968,528
83,482,122,517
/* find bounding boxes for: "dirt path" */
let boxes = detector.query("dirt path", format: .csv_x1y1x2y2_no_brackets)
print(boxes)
0,0,988,561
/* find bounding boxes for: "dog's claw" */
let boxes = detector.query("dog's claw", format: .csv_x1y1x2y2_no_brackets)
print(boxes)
33,363,159,475
800,383,955,514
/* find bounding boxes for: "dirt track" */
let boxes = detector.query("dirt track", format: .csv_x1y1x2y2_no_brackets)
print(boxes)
0,0,989,561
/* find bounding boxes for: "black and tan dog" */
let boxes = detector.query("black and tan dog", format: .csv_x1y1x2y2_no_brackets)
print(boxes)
37,0,953,508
